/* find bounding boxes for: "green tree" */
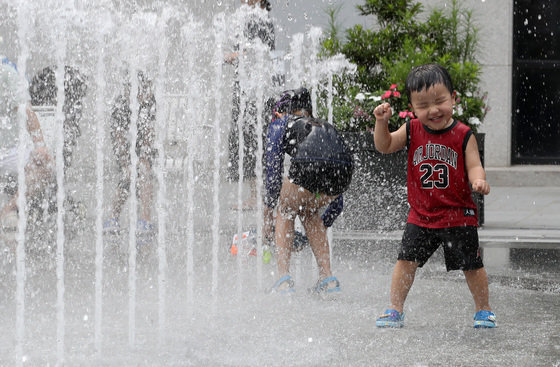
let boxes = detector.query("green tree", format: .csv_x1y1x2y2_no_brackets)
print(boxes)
318,0,488,132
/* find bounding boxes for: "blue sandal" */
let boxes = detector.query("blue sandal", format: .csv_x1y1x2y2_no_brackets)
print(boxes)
473,310,497,328
310,276,341,294
268,275,295,294
376,309,405,328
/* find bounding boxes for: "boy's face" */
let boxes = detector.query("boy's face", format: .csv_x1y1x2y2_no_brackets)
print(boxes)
409,83,456,131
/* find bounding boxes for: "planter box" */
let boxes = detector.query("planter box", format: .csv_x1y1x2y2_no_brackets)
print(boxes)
335,131,485,231
473,132,485,226
336,132,408,232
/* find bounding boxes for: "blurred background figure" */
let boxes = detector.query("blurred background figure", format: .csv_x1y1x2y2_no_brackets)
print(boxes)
0,55,55,242
103,69,157,246
226,0,275,210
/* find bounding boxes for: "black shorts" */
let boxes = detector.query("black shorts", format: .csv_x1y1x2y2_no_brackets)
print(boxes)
288,160,353,196
398,223,484,271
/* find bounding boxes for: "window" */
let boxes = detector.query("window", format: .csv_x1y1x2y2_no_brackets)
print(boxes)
512,0,560,164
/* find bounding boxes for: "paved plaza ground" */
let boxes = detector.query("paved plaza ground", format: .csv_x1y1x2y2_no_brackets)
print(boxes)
0,186,558,366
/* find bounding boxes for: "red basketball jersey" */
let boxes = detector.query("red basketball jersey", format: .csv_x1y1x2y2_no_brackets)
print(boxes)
406,119,478,228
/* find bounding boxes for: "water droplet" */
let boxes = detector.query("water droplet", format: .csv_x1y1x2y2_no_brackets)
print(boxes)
524,18,529,26
287,13,294,21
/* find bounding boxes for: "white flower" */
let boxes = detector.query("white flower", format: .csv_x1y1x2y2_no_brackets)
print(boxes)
355,92,366,101
371,95,382,102
469,117,482,126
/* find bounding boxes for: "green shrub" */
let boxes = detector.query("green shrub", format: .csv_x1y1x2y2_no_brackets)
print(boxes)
317,0,488,133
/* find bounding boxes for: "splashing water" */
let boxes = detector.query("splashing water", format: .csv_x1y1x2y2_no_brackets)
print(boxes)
0,1,355,364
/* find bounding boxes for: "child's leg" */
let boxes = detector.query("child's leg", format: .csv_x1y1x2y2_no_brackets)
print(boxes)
302,212,331,280
109,121,130,221
275,180,299,277
137,158,153,223
464,267,491,311
241,179,257,209
389,260,419,313
275,204,295,277
112,164,130,220
290,186,336,280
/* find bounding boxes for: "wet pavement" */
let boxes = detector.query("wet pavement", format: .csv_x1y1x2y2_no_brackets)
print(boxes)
0,186,558,366
0,247,558,366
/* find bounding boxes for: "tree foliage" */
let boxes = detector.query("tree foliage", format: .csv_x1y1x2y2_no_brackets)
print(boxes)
318,0,488,132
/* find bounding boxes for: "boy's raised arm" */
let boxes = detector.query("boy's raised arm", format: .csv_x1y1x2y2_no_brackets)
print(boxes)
373,102,407,154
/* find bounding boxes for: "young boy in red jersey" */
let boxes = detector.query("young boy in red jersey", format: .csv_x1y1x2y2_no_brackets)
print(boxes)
373,63,496,328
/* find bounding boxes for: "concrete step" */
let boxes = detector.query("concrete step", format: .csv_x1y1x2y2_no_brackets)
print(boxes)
333,228,560,249
486,165,560,186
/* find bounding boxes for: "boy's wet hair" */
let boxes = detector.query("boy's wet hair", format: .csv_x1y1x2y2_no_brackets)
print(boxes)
405,63,454,100
275,87,312,115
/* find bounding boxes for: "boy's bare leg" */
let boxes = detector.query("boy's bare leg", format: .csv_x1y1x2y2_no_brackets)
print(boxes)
137,158,153,223
274,204,294,277
275,179,308,277
246,179,257,208
111,164,130,220
302,213,331,280
389,260,419,313
464,267,491,312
